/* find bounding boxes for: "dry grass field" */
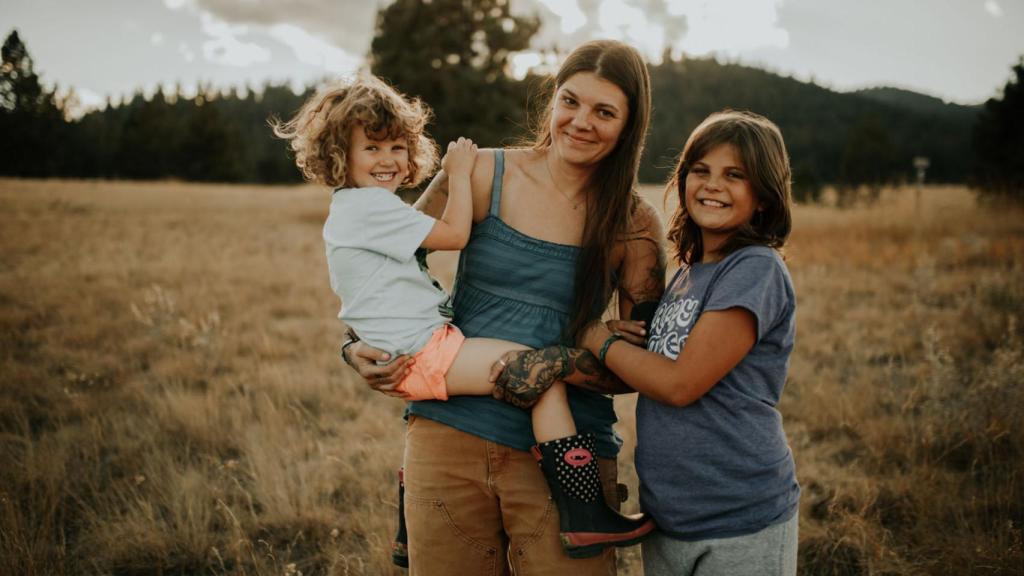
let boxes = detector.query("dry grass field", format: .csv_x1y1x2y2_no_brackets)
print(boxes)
1,178,1022,575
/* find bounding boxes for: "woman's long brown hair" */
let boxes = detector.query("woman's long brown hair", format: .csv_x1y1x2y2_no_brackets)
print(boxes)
531,40,652,343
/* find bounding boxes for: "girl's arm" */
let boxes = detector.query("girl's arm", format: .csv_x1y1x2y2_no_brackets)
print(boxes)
413,147,494,220
420,138,477,251
412,169,449,220
579,307,757,407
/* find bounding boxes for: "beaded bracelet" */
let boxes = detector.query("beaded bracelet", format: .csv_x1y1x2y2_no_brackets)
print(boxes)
598,334,623,364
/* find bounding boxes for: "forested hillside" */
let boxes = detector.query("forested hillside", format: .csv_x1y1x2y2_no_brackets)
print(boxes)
1,10,980,198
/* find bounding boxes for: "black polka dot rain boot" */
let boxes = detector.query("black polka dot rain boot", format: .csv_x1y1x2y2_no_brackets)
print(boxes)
532,433,655,559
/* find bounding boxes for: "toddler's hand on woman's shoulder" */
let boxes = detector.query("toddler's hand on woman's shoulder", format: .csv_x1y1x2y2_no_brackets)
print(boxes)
441,137,478,177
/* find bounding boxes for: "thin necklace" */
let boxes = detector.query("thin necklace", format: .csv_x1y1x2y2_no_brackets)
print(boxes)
545,153,584,210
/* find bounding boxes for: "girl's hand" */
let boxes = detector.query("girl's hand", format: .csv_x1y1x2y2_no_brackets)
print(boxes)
606,319,647,346
440,137,477,178
345,341,413,399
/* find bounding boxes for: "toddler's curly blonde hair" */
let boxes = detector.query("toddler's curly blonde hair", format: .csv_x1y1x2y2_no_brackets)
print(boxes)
273,75,438,188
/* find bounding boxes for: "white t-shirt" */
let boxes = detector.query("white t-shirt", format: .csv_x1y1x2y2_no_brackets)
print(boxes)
323,186,449,355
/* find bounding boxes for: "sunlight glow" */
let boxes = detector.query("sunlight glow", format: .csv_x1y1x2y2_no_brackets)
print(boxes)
537,0,587,33
984,0,1003,17
596,0,666,60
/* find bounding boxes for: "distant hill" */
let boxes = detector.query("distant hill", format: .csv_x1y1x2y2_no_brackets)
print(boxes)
854,86,981,116
642,58,977,191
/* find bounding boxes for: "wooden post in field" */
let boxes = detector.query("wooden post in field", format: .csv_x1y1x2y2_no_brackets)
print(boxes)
913,156,930,214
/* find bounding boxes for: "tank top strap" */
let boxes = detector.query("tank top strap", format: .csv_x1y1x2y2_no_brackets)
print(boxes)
488,149,505,217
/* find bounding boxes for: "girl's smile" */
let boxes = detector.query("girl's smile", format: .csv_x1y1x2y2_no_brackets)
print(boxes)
684,143,761,258
347,126,410,193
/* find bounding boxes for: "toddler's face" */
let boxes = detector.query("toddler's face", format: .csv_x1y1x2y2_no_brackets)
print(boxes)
347,126,410,192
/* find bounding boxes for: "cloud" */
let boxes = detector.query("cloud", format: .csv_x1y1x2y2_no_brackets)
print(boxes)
178,42,197,62
664,0,788,56
163,0,371,74
180,0,377,56
151,32,165,46
268,24,363,75
984,0,1003,17
199,12,271,67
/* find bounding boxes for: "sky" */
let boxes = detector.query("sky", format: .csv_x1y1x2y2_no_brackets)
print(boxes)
2,0,1022,114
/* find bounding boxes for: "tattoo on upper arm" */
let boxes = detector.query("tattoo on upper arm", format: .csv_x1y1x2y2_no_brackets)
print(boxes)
620,233,667,307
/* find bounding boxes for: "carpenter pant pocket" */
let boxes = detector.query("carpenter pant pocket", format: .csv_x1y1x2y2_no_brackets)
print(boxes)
406,494,501,575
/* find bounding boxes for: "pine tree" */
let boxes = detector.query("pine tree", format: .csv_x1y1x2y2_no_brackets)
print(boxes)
0,29,66,176
370,0,540,153
973,58,1024,197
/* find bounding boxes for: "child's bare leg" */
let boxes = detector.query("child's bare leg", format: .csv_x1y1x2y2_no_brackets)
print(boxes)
530,380,576,442
444,338,529,396
445,338,576,441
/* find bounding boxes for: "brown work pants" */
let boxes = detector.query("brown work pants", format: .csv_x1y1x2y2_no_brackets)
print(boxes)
404,415,618,575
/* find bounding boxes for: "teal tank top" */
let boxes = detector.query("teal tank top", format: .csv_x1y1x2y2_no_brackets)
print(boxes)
407,150,621,457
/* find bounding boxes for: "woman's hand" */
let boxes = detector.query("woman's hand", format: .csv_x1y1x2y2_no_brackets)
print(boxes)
487,347,565,409
345,340,413,399
605,319,647,346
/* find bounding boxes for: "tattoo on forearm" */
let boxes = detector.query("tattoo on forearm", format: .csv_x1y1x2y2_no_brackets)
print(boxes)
563,348,635,395
492,347,565,409
492,346,636,409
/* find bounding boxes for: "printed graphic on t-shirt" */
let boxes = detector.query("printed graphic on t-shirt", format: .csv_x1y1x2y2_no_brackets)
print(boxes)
647,281,700,360
415,247,454,319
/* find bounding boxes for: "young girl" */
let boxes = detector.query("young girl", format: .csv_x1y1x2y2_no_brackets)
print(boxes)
272,75,653,565
568,110,799,575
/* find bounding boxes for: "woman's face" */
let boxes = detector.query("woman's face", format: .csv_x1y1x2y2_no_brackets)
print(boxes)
549,72,629,168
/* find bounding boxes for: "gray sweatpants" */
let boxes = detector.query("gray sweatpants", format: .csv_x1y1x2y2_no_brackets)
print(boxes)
642,514,798,576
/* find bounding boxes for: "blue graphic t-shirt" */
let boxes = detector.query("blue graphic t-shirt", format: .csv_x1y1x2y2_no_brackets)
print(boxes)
637,245,800,540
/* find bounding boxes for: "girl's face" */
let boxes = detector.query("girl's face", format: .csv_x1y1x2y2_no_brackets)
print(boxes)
684,143,761,256
550,72,629,168
347,125,410,193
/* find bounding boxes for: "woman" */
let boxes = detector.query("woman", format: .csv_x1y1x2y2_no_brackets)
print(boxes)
496,111,800,575
344,40,665,574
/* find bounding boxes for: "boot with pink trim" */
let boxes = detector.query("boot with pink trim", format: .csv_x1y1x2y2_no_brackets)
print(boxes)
532,433,655,558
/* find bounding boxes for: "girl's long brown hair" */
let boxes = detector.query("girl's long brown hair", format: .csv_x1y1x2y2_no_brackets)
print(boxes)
531,40,652,342
665,110,793,265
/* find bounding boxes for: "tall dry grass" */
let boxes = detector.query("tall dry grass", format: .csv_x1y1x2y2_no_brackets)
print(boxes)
0,179,1021,575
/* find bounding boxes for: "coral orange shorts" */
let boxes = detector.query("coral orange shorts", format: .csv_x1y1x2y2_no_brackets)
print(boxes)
396,324,465,401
